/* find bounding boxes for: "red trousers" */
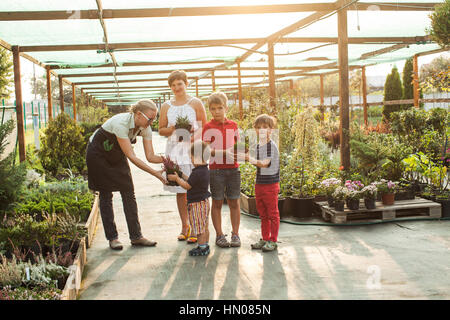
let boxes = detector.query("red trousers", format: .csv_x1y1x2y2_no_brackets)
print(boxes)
255,183,280,242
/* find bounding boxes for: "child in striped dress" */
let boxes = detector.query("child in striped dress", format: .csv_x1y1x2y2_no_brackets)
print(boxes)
168,141,212,256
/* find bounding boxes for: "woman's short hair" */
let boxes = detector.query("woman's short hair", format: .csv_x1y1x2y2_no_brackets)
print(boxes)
190,141,211,163
129,99,158,114
208,91,228,108
168,70,188,86
253,114,277,129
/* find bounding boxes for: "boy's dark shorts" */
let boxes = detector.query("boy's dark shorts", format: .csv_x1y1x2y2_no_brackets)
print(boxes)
210,168,241,200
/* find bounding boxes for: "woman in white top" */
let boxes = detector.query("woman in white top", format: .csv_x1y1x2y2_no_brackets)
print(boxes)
87,99,167,250
159,70,207,242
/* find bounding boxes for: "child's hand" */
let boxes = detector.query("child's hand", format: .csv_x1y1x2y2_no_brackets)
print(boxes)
167,172,179,182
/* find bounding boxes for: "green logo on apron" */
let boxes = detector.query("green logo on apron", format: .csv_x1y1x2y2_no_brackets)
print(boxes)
103,139,114,151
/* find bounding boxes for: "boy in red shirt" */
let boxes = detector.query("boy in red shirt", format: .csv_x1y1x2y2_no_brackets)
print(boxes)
202,92,242,248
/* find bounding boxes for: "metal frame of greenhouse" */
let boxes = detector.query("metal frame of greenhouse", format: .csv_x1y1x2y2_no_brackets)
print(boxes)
0,0,447,166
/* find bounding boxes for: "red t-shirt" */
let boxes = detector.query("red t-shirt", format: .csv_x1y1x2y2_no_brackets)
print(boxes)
202,118,240,169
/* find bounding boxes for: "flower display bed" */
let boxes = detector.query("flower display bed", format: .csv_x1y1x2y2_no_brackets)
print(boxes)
318,197,442,224
60,193,99,300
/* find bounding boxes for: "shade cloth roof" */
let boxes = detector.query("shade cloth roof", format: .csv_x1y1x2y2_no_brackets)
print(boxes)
0,0,445,105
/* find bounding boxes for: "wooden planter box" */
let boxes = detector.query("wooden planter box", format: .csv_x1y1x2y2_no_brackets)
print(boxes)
240,192,258,215
61,193,99,300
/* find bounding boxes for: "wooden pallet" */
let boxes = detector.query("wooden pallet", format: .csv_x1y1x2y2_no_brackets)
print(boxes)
319,197,442,224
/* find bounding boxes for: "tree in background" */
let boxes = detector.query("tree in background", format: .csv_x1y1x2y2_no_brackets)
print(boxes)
402,58,414,109
0,48,13,100
30,74,75,104
427,0,450,48
420,55,450,93
383,66,403,122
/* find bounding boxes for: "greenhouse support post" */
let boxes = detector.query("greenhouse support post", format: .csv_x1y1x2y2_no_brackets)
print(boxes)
46,66,53,120
12,45,26,162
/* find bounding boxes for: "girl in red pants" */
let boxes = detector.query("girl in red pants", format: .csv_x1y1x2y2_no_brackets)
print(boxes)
245,114,280,252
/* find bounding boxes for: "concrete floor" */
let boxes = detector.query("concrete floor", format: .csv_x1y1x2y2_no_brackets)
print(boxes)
78,133,450,300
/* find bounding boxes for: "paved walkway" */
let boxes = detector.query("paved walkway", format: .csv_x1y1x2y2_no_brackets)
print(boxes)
79,133,450,300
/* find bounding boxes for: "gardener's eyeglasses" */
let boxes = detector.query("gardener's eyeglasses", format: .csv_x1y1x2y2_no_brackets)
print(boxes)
140,111,155,125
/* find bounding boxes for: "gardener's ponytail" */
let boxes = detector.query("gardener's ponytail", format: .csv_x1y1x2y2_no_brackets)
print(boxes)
129,99,158,115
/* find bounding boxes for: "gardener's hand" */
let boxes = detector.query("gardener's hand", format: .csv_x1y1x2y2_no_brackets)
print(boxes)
155,171,168,185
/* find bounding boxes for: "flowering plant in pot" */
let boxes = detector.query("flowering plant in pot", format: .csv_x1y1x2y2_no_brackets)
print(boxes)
319,178,341,207
332,186,348,211
361,184,378,209
374,179,398,205
162,156,183,186
344,180,364,210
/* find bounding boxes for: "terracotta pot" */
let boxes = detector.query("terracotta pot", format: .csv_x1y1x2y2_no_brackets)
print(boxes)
381,193,395,205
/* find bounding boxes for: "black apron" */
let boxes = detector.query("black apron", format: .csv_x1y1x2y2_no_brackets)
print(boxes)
86,127,139,192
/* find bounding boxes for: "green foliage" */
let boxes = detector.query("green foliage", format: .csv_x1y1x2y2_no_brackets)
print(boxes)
0,120,27,212
240,162,256,197
383,66,404,122
76,105,110,124
420,56,450,93
0,47,13,99
14,179,93,222
292,106,320,169
350,124,412,182
402,58,414,109
277,97,303,154
390,107,449,161
38,113,86,176
79,122,101,146
0,285,62,300
427,0,450,48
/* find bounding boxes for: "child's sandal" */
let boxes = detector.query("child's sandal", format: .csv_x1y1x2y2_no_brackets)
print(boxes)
187,236,197,244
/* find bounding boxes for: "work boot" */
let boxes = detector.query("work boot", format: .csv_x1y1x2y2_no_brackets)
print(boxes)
109,239,123,251
131,237,157,247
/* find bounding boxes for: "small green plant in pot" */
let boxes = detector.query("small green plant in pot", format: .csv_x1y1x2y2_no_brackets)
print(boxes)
174,115,192,142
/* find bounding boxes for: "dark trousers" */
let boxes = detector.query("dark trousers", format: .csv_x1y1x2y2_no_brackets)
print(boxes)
99,190,143,241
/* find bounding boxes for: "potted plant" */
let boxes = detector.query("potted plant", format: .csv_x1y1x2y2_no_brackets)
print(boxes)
346,189,362,211
375,179,398,205
361,184,378,210
319,178,342,207
174,115,192,142
332,186,347,211
239,162,258,215
162,156,183,186
344,180,364,210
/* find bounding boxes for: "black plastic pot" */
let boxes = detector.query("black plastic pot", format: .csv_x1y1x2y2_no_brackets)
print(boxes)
334,200,345,211
284,197,314,218
364,198,376,210
436,198,450,218
327,196,335,207
347,199,360,210
278,197,286,218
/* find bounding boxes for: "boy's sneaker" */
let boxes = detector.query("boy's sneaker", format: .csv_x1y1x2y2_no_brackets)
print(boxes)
230,233,241,247
215,234,230,248
251,239,266,250
189,244,210,256
262,241,277,252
